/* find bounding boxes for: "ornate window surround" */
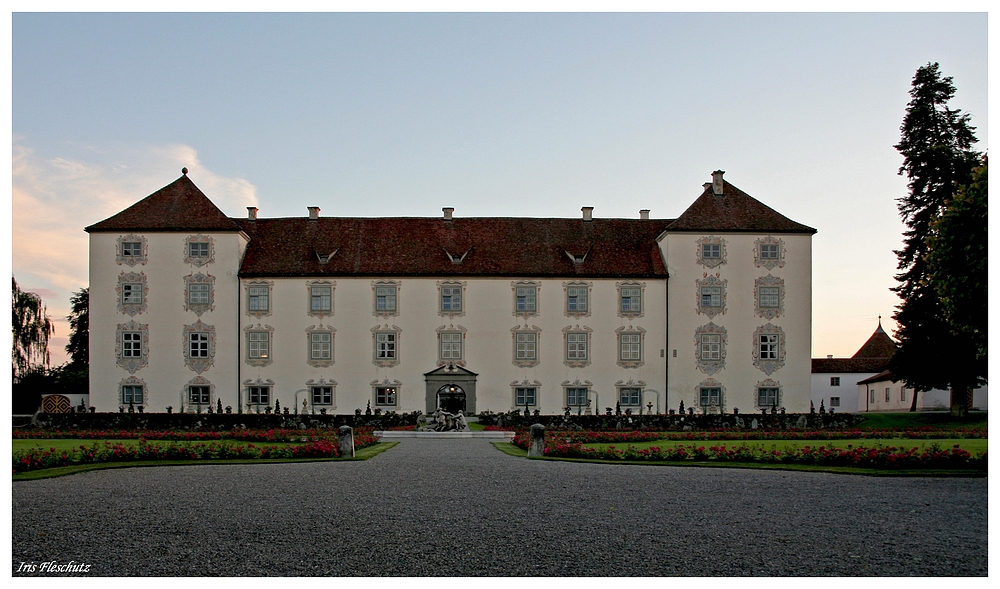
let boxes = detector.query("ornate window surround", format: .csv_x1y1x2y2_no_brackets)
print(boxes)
563,281,592,318
695,378,726,412
183,234,215,267
306,377,338,410
372,280,401,317
371,324,401,368
435,324,467,367
511,280,540,318
694,322,727,376
371,378,402,408
184,273,216,316
754,275,785,320
754,236,786,270
754,378,782,409
752,323,786,375
615,378,647,409
562,325,593,368
185,376,215,408
437,280,467,318
306,279,335,319
244,280,274,318
561,379,593,409
116,234,148,266
616,281,645,318
615,325,645,368
696,236,727,268
183,319,216,374
696,274,727,319
510,379,542,409
243,378,275,410
117,271,148,316
305,325,336,368
119,375,147,407
116,320,149,374
244,324,274,367
511,324,542,368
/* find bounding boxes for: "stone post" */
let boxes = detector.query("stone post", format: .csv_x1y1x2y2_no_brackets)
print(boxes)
338,425,355,458
528,424,545,457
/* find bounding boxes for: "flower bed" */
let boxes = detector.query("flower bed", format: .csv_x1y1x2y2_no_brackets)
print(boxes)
12,428,381,474
505,427,986,443
13,428,335,443
511,432,987,470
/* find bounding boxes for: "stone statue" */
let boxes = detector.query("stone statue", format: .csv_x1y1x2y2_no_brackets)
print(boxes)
455,410,468,431
416,407,468,432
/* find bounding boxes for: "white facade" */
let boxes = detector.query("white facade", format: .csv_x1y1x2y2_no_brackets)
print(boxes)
858,381,989,412
811,372,873,413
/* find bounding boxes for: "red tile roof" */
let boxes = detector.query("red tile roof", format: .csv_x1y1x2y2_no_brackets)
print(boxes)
235,216,672,278
666,180,816,233
811,358,891,374
85,175,243,233
851,323,897,359
857,370,896,386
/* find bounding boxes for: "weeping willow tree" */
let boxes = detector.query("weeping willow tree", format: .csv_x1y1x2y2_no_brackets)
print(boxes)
12,276,54,379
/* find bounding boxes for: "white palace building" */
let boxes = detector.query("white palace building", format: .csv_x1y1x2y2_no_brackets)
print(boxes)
86,170,815,415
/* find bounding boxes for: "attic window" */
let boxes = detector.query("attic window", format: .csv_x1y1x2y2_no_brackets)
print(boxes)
444,248,472,264
315,249,339,264
564,248,590,265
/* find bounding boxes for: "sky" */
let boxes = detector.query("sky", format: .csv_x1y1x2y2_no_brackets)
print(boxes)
9,10,989,367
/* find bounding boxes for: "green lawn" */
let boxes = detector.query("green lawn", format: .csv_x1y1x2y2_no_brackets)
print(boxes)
13,439,310,452
856,412,988,430
581,438,987,454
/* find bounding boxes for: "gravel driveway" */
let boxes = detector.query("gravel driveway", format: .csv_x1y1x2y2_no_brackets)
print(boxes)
12,438,988,576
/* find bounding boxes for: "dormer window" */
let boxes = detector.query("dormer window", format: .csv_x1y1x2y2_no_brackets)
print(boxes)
315,249,338,264
444,248,471,264
564,249,590,265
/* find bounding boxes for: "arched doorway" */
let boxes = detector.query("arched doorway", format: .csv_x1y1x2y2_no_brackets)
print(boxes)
436,384,466,414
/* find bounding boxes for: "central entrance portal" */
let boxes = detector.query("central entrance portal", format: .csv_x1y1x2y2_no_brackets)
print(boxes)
436,384,466,414
424,365,478,414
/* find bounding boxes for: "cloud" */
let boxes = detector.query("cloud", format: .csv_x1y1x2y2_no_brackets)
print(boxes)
11,138,258,365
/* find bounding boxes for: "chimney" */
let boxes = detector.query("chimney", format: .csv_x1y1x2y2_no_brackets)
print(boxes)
827,355,833,359
247,207,258,220
308,206,320,220
582,206,594,222
639,209,650,220
712,170,725,196
443,207,454,221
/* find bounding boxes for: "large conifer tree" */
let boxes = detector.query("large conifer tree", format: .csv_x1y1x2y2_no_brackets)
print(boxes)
890,63,983,415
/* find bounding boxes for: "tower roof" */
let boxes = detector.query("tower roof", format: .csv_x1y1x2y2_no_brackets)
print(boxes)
85,174,242,233
665,179,816,234
852,321,898,359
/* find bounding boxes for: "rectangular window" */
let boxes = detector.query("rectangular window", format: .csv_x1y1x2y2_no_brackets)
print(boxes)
757,387,779,407
122,385,143,404
516,286,536,312
249,332,269,359
249,386,270,405
830,396,841,407
759,334,779,360
567,286,588,312
311,332,331,360
620,333,641,361
900,387,907,402
376,387,397,406
516,332,536,360
189,242,209,258
885,387,890,402
700,286,722,308
700,387,721,407
700,334,721,360
189,283,210,304
621,287,641,313
441,332,462,360
376,286,397,312
376,332,396,359
620,388,641,406
760,243,779,259
870,389,875,403
515,387,536,407
122,332,142,357
312,386,333,405
566,387,588,407
759,286,780,308
567,332,588,361
122,283,142,305
122,242,141,257
702,243,721,259
441,286,462,311
310,286,331,312
248,286,269,312
189,333,209,358
830,377,841,387
189,385,210,405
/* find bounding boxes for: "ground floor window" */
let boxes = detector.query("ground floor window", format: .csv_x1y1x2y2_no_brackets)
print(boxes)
619,387,641,406
376,387,397,406
312,386,333,405
700,387,721,407
885,388,890,402
122,385,143,404
900,387,906,402
566,387,588,407
757,387,779,408
515,387,536,407
249,386,270,405
189,385,210,405
830,396,840,407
